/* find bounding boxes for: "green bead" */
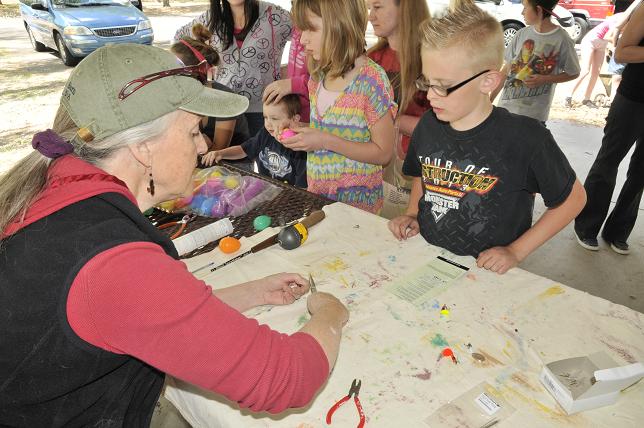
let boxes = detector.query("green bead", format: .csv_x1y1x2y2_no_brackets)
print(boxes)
253,215,272,231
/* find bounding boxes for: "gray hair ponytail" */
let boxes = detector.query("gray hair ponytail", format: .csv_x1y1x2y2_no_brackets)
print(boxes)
0,105,178,241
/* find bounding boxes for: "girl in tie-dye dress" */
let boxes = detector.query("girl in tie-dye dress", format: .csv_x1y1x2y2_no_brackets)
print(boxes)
284,0,397,214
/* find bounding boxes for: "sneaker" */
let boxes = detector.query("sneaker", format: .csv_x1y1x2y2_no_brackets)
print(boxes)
609,241,630,255
564,97,572,108
575,232,599,251
582,99,598,109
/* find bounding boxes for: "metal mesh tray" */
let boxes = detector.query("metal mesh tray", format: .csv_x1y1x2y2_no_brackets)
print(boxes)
147,162,332,258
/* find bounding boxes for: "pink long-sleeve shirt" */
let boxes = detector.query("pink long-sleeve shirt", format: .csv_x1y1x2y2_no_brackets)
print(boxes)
288,27,311,122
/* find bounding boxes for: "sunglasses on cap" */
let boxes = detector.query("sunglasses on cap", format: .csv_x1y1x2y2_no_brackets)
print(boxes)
118,59,209,101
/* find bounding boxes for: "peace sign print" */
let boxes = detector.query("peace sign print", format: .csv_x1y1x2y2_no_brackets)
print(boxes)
236,61,249,78
257,38,270,50
222,53,235,65
258,62,271,74
245,77,261,90
269,13,281,26
230,75,243,89
242,47,257,59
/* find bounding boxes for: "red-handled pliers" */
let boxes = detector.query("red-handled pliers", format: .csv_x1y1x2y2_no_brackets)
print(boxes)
326,379,365,428
157,213,196,240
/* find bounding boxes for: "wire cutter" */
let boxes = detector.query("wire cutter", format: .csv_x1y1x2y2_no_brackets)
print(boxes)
157,213,197,240
326,379,365,428
308,273,317,293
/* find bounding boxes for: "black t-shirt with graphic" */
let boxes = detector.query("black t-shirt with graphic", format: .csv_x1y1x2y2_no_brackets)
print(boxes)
403,107,576,257
241,128,307,188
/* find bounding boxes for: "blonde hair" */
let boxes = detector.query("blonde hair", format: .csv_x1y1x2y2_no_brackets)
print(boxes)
448,0,474,11
0,106,178,241
421,0,504,71
293,0,367,80
368,0,430,113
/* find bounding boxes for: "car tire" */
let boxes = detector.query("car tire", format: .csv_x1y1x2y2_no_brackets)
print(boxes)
55,33,79,67
502,23,523,48
572,17,589,43
26,24,47,52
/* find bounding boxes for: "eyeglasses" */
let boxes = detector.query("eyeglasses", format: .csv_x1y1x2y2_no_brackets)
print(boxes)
415,70,491,97
118,60,209,100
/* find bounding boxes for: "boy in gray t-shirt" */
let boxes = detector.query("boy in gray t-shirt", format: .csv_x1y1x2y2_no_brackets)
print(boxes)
492,0,580,122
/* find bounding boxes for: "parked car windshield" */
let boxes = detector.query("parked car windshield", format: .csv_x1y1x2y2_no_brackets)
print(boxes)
51,0,131,8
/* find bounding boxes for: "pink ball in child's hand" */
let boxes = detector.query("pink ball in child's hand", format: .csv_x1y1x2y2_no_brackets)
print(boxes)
280,129,296,140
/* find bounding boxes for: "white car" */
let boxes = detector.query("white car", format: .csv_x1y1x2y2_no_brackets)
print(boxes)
426,0,577,46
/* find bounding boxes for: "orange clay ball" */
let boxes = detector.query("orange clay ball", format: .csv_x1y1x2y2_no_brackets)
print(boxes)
219,236,241,254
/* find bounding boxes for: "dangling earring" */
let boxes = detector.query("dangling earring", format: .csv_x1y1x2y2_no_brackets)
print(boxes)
147,168,155,196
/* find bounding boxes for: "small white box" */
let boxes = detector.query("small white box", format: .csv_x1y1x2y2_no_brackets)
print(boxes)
539,352,643,415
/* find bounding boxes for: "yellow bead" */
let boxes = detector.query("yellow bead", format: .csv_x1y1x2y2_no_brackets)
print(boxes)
224,177,239,189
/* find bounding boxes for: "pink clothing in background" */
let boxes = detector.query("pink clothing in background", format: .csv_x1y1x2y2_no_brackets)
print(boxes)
288,27,310,122
588,20,611,41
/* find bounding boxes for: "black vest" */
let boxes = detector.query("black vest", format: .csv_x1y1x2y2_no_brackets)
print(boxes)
0,193,178,427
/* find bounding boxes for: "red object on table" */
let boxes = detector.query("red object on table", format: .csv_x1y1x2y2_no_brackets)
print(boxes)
326,379,366,428
157,214,197,240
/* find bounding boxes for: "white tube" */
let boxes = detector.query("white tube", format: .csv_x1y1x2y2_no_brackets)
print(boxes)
173,218,234,256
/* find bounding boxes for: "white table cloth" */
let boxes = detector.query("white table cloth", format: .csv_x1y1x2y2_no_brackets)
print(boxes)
165,203,644,427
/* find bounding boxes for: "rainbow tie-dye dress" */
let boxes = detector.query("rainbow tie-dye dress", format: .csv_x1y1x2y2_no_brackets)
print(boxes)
307,59,397,214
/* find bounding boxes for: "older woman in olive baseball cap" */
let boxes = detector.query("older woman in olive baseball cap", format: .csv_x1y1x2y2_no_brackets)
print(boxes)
0,44,348,426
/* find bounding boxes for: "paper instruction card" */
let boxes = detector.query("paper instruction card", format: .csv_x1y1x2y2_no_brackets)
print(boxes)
386,256,469,307
475,392,501,416
425,381,515,428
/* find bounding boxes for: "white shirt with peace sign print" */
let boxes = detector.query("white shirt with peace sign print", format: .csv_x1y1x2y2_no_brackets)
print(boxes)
175,1,292,113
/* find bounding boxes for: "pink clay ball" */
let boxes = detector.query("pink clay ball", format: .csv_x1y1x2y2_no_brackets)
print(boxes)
280,129,296,139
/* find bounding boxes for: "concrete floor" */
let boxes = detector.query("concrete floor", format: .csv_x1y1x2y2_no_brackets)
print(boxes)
524,119,643,314
150,119,643,427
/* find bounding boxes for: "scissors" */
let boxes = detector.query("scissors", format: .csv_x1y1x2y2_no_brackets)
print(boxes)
308,273,317,293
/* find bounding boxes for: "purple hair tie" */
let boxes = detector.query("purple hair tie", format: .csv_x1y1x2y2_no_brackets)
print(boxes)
32,129,74,159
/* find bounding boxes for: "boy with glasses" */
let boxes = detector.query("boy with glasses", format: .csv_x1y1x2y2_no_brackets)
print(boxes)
388,3,586,275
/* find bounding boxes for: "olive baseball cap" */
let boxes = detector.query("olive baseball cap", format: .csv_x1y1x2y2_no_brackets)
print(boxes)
60,43,249,143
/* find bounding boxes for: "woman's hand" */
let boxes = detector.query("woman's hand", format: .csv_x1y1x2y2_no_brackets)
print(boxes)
263,79,293,104
280,126,328,152
254,273,310,306
307,292,349,326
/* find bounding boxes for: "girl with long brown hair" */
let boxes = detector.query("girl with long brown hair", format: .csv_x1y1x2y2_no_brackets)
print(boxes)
367,0,431,218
